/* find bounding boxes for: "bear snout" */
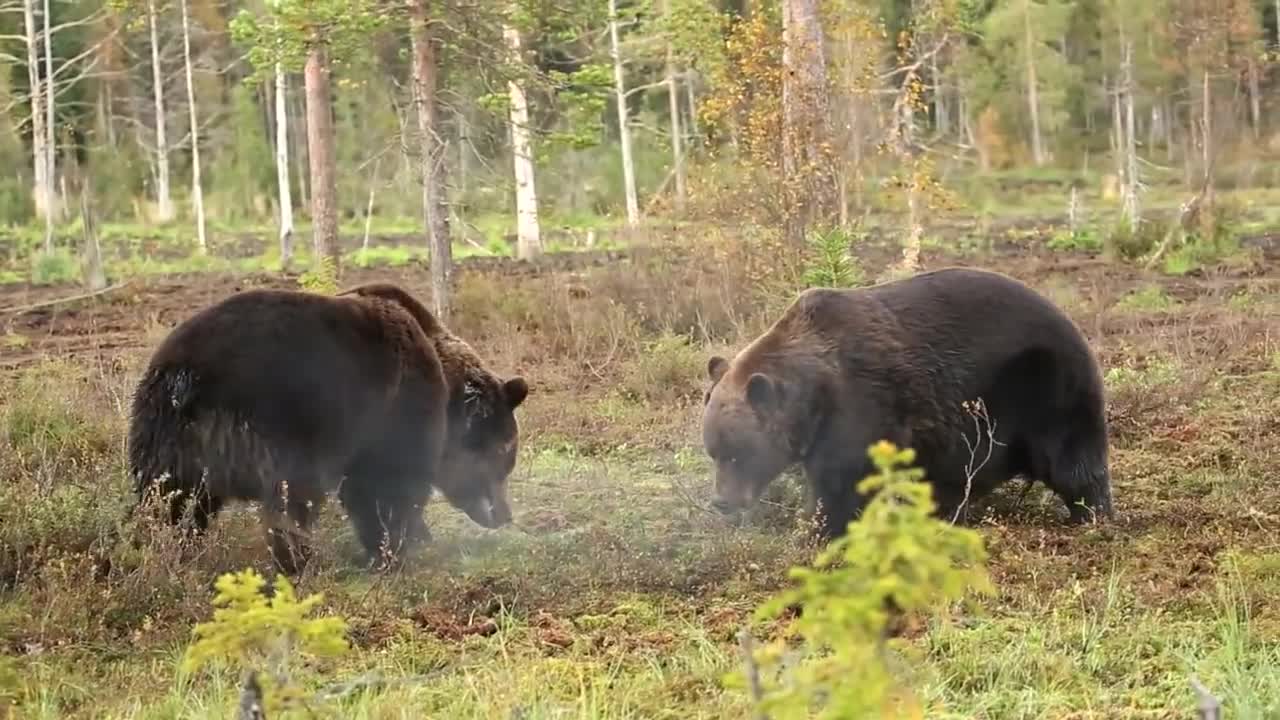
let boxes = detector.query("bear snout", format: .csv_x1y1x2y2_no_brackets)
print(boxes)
462,493,513,529
711,473,759,514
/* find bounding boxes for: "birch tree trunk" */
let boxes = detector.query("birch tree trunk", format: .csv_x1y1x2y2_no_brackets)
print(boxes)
503,19,542,259
22,0,51,250
608,0,640,227
147,0,173,222
409,0,452,315
1023,0,1045,166
662,0,685,212
780,0,836,245
179,0,206,252
1121,37,1139,234
274,61,293,268
1247,59,1260,140
305,43,339,270
42,0,59,223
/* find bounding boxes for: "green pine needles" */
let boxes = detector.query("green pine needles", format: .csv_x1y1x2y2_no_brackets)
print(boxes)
740,441,994,719
801,226,866,289
182,569,350,716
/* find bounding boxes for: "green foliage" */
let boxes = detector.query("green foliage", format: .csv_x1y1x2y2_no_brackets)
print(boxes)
1048,226,1102,252
801,226,865,288
229,0,388,80
742,441,994,719
1115,284,1177,312
1108,217,1160,260
182,568,350,715
297,254,339,294
0,654,18,709
619,331,705,405
29,249,78,285
658,0,730,72
540,63,614,153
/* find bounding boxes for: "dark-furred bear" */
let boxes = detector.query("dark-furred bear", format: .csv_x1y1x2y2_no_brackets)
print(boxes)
127,282,528,573
701,266,1113,540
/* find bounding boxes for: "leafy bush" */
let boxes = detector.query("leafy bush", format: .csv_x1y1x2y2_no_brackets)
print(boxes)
183,568,351,716
737,441,993,718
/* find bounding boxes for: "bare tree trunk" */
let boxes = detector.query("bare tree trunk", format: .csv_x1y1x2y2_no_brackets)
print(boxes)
42,0,60,222
608,0,640,228
22,0,51,250
292,90,309,209
662,0,685,212
1023,0,1045,166
685,72,700,139
780,0,836,245
932,54,948,138
79,180,106,291
1201,67,1213,207
503,19,542,259
409,0,452,315
147,0,173,222
179,0,206,253
362,157,379,253
304,43,339,270
1121,37,1140,234
456,107,468,204
1247,59,1260,140
274,61,294,268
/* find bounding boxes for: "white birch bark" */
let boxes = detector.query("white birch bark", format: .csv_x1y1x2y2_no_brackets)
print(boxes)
503,20,542,259
179,0,206,252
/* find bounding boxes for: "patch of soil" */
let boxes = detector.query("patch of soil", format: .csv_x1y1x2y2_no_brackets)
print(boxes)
410,606,499,642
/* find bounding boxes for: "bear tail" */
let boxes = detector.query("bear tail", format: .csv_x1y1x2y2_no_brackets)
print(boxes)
127,364,198,497
338,283,448,339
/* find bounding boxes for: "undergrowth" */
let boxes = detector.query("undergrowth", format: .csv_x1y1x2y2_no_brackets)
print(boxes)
2,224,1280,717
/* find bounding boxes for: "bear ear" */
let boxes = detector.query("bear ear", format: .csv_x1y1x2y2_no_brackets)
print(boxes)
503,377,529,409
745,373,777,411
708,356,729,383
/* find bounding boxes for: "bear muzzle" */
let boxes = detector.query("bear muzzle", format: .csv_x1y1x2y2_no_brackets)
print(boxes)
461,494,513,529
711,473,762,514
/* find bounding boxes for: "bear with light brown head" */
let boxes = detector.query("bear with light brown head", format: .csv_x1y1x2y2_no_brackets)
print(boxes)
703,267,1114,541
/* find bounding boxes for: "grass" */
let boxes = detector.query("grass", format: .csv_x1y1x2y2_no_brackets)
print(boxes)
0,211,637,287
2,190,1280,717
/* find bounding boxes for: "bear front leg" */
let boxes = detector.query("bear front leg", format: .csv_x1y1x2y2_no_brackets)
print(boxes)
339,476,429,570
808,463,873,542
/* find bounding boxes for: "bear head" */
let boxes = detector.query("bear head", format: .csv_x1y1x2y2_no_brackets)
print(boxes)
435,370,529,529
701,355,796,515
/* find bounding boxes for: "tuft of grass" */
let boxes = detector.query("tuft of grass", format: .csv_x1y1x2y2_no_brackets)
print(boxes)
29,248,79,285
1115,284,1177,313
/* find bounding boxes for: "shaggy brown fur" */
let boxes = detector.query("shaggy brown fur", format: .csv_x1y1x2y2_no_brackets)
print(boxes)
702,267,1113,540
128,283,528,574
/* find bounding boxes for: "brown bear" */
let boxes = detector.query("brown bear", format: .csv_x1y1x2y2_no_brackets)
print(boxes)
701,266,1113,541
127,281,528,574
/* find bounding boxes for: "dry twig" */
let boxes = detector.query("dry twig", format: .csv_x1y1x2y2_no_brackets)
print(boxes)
0,280,131,317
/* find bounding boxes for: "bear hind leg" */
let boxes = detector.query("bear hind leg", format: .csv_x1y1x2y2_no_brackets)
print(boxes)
135,474,224,539
261,482,326,576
